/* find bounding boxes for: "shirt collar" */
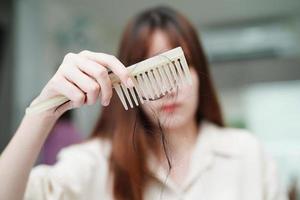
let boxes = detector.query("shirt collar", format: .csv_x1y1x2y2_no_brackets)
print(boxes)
147,120,241,192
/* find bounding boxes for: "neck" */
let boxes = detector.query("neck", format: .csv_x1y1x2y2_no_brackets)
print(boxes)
157,118,199,162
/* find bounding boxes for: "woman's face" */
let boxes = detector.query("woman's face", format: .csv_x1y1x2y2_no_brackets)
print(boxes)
140,30,200,130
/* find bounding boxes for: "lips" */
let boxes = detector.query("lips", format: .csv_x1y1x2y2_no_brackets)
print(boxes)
161,103,179,113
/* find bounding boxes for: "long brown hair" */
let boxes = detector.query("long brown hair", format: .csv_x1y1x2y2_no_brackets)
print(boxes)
91,6,224,200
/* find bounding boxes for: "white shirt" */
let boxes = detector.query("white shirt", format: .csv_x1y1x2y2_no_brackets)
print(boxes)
24,121,287,200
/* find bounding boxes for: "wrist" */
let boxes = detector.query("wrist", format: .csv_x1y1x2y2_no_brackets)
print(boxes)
27,94,66,120
23,110,59,128
19,111,59,140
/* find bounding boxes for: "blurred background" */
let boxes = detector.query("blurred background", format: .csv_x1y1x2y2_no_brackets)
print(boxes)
0,0,300,198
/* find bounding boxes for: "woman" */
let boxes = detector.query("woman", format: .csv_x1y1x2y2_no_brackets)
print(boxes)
0,6,285,200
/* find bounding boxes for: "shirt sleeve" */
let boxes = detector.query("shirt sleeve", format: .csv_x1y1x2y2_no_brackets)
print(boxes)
24,141,101,200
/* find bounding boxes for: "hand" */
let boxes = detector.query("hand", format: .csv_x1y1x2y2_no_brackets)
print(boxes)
31,50,134,118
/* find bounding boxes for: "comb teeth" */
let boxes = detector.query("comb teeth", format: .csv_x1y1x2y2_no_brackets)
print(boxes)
111,47,192,110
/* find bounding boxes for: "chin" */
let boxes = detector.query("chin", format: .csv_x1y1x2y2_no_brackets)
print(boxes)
159,114,188,130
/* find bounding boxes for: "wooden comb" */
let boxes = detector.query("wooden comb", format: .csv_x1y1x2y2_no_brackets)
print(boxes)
25,47,192,114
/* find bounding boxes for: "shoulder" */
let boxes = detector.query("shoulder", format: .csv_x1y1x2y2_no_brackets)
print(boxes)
202,121,263,157
26,138,112,199
202,122,286,199
30,138,112,187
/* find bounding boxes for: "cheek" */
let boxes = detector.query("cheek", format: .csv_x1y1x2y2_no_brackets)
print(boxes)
181,68,199,114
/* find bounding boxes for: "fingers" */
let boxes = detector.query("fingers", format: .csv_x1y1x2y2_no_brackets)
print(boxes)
74,55,113,106
49,75,85,108
79,50,135,88
63,65,100,105
56,50,132,108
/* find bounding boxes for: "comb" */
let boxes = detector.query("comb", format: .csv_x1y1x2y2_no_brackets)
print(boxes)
25,47,192,114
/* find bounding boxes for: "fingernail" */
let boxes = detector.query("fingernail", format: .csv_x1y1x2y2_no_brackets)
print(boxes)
126,78,135,88
102,100,110,106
